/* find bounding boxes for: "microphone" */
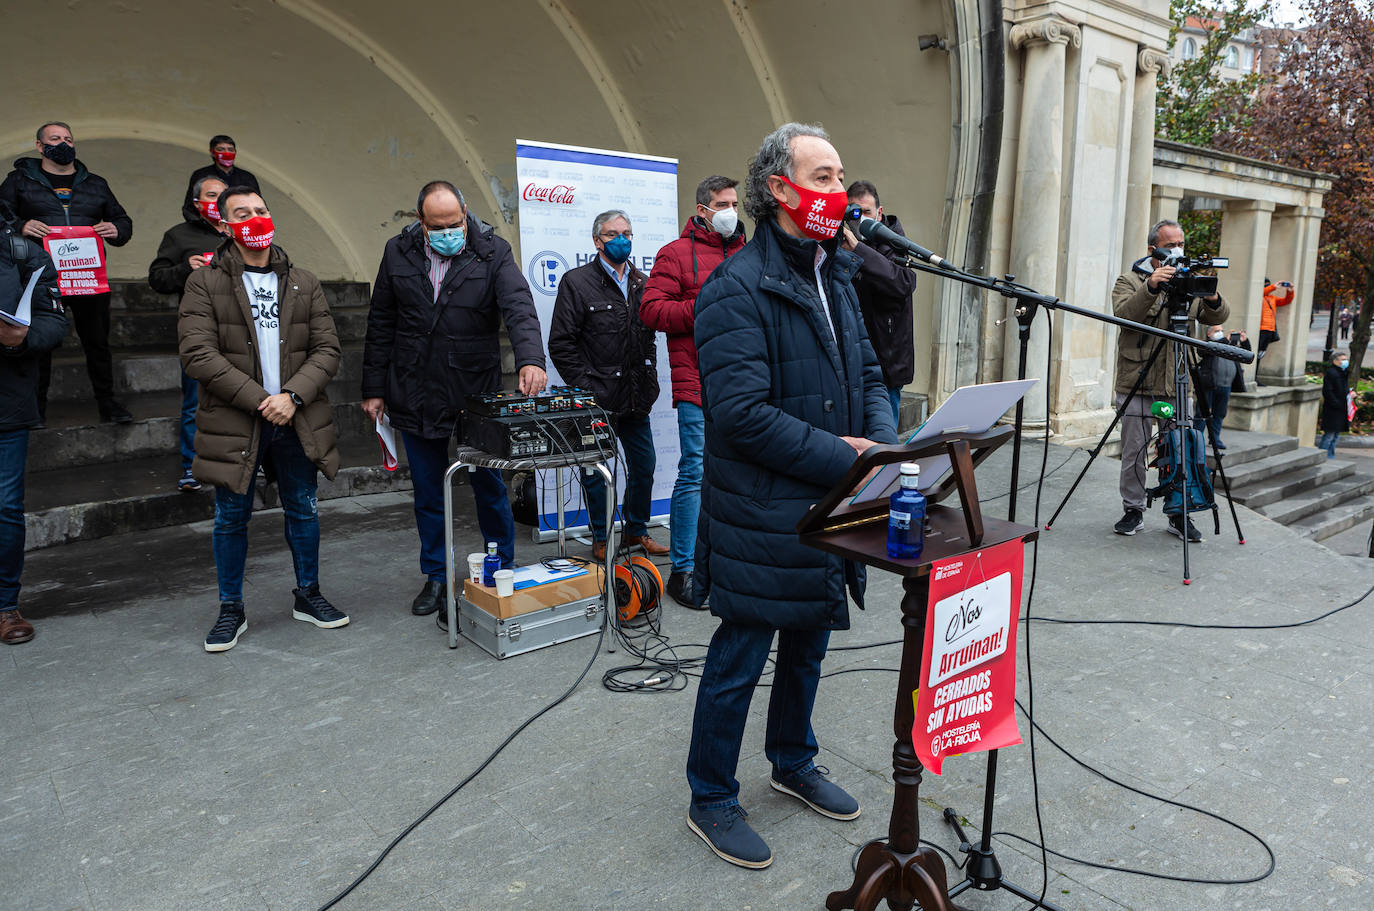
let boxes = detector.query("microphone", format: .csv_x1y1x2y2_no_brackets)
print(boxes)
857,216,957,271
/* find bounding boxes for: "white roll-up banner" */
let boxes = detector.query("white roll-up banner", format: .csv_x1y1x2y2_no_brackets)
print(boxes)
515,139,679,540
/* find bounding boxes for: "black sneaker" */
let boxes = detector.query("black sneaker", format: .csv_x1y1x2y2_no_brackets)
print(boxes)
687,804,773,869
98,399,134,424
1167,515,1203,543
666,571,707,610
292,585,349,628
204,602,246,652
769,765,861,820
177,469,202,492
1113,508,1144,536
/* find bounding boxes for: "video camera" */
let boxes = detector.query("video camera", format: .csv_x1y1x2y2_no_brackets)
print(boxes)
1157,249,1229,306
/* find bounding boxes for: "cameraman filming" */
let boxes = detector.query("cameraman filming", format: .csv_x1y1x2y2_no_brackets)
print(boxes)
1111,219,1229,542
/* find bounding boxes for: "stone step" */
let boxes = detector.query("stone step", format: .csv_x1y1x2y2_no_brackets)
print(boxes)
46,345,366,402
1291,493,1374,542
24,439,413,552
103,279,370,313
1224,460,1354,509
1257,470,1374,526
1205,430,1298,468
1216,445,1327,489
30,391,377,472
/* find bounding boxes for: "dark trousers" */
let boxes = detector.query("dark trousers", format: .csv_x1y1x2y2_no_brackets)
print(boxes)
1192,386,1231,444
179,367,198,472
581,413,655,542
0,430,29,612
212,423,319,604
685,621,830,809
37,292,115,411
402,431,514,580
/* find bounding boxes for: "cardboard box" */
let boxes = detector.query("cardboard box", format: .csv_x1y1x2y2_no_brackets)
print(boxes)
464,565,605,619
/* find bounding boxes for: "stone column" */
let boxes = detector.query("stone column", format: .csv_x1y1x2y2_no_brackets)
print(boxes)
1004,15,1081,423
1262,205,1325,383
1150,185,1184,228
1123,49,1170,268
1217,199,1275,358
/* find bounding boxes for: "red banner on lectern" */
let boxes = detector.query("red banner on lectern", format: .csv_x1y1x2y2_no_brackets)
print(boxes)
42,225,109,296
913,539,1024,774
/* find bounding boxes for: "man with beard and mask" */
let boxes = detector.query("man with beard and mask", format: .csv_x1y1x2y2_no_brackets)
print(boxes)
640,175,746,608
362,181,546,620
183,135,260,212
180,187,346,652
842,179,919,425
0,121,134,425
1111,218,1228,542
149,175,229,492
548,210,665,565
684,123,896,869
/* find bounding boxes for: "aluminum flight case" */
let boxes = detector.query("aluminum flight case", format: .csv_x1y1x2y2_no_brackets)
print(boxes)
457,592,604,659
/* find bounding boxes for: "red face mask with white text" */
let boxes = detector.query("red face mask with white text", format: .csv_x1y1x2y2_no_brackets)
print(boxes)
213,150,236,168
775,174,849,241
198,199,220,223
230,216,274,249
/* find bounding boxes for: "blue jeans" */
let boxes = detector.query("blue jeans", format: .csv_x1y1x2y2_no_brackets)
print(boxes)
1320,431,1342,457
669,403,704,574
582,414,655,542
1191,386,1230,444
888,387,903,427
686,621,830,809
0,430,29,612
403,431,514,580
212,423,320,603
179,367,198,472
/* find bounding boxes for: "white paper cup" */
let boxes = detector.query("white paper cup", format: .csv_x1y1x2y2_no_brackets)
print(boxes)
467,553,485,584
493,569,515,597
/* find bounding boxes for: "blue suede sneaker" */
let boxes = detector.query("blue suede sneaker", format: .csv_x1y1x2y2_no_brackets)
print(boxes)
770,765,861,820
687,803,773,869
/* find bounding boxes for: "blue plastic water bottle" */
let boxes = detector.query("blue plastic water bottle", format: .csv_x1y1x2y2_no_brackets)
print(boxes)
482,541,501,587
887,463,926,560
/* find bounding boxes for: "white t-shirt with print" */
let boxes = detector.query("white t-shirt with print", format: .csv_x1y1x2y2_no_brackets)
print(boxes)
242,266,282,395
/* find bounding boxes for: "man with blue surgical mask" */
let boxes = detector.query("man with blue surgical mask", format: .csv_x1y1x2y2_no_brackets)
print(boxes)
362,181,547,620
548,210,665,563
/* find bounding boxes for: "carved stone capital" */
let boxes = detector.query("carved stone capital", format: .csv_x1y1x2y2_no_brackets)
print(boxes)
1009,16,1082,51
1138,47,1172,77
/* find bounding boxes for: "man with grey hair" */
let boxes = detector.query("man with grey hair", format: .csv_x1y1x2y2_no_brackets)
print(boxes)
548,209,664,563
683,123,896,869
1111,218,1228,541
362,180,547,619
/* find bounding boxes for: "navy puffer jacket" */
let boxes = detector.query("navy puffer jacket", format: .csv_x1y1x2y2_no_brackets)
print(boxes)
693,218,897,630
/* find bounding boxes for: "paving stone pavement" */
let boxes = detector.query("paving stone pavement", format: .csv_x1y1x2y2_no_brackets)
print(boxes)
6,439,1374,910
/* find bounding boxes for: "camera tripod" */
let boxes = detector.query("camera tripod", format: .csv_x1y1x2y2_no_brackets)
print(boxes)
1044,310,1245,583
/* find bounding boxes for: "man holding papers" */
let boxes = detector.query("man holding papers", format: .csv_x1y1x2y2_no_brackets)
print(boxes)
0,203,65,645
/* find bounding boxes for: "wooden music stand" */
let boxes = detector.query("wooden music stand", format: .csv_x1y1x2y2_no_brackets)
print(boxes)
797,427,1038,911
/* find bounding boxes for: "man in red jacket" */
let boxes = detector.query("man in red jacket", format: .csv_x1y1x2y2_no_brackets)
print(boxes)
641,176,746,607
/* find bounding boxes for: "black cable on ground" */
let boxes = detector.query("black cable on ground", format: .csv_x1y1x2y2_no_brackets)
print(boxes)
315,622,607,911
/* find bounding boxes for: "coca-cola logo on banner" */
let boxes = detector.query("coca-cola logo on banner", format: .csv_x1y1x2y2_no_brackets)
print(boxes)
522,183,577,205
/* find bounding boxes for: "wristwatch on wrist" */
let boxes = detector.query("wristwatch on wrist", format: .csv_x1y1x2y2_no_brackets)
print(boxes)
287,391,304,408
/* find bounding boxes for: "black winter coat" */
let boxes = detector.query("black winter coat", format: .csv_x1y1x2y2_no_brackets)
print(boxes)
362,217,546,440
548,258,659,418
0,158,132,246
1,215,67,431
851,215,919,388
693,218,898,631
148,204,227,298
1321,363,1350,433
183,164,260,211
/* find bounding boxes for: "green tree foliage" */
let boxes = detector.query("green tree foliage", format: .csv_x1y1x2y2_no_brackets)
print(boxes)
1225,0,1374,375
1157,0,1273,147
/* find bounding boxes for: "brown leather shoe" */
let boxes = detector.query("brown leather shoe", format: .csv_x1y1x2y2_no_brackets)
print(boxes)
591,540,607,563
0,609,35,645
625,533,670,556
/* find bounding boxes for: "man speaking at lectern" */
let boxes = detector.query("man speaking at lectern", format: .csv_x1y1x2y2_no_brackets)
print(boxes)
684,123,897,869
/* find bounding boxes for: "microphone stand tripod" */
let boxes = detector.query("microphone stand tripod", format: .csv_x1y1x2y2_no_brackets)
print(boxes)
883,250,1251,908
